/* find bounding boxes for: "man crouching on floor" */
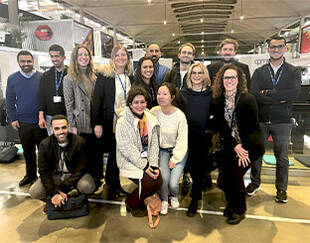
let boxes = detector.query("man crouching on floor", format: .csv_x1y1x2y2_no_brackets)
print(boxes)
29,114,95,210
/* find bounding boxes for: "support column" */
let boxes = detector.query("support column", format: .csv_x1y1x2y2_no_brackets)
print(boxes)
113,26,118,46
132,37,136,49
8,0,19,27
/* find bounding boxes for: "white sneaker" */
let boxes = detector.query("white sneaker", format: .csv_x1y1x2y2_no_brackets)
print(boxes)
170,197,180,208
161,201,168,215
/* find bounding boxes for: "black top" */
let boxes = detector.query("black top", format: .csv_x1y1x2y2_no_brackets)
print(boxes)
207,59,251,89
250,61,301,123
38,66,68,116
38,133,87,197
210,92,265,162
163,62,193,89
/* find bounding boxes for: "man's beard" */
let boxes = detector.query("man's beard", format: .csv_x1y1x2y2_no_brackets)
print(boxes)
21,65,33,74
180,60,191,65
270,54,283,61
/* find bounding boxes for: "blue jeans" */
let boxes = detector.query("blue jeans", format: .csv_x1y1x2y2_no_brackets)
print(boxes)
159,148,187,202
250,122,292,191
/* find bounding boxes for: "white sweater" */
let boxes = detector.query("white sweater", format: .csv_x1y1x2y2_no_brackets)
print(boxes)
151,106,188,164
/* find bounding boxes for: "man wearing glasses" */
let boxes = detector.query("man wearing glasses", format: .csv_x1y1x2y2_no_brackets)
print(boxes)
207,38,251,88
246,36,301,203
146,44,170,85
163,42,195,89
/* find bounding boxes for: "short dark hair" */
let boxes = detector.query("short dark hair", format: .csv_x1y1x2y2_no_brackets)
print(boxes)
268,36,287,46
51,114,68,126
159,82,178,99
17,50,33,61
49,44,65,56
126,86,148,106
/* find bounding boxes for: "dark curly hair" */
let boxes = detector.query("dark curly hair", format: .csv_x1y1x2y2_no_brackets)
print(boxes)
126,86,148,106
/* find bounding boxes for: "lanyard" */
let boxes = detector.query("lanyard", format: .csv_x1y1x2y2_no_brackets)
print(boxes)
117,74,127,99
55,69,64,95
268,66,283,88
224,101,235,129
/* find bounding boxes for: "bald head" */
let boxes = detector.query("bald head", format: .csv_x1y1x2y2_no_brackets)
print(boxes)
147,44,162,63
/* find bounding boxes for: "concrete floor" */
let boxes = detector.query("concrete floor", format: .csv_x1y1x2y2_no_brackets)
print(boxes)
1,158,310,243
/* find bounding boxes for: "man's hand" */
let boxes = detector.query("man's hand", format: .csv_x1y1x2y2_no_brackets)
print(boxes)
11,121,20,131
72,127,78,134
51,193,66,207
168,161,176,169
38,117,47,129
94,125,103,138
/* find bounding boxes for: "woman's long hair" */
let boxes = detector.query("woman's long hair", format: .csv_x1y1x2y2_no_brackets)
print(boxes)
109,45,134,76
186,62,211,90
212,64,248,99
68,45,96,84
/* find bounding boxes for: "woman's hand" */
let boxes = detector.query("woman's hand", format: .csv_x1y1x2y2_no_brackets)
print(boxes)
94,125,103,138
72,127,78,135
234,144,250,167
145,166,159,180
168,161,176,169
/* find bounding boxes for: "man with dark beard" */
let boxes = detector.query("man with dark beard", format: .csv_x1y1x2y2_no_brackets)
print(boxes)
147,44,170,85
246,36,301,203
6,50,47,186
207,39,251,88
163,43,195,89
38,44,68,135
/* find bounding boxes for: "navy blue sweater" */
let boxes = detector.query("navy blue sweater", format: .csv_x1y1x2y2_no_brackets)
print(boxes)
6,71,42,123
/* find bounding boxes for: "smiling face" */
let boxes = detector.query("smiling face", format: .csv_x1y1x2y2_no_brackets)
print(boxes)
147,44,161,63
114,48,128,70
268,39,287,61
18,55,34,74
141,59,154,81
190,66,205,86
178,45,195,64
51,119,69,143
77,47,90,67
223,69,239,93
130,95,147,116
219,43,236,62
49,51,65,69
157,85,174,107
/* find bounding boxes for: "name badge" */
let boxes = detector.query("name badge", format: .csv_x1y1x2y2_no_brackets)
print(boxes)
141,151,148,158
53,96,62,103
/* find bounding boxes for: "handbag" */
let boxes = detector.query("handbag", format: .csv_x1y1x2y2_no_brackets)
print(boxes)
47,194,89,220
0,142,18,163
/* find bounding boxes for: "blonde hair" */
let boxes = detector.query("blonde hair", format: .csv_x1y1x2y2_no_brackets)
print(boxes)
186,62,211,89
179,42,196,55
219,38,239,51
68,45,96,84
109,45,134,77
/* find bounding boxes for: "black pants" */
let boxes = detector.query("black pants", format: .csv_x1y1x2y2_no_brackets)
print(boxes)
18,122,47,178
79,132,103,184
126,172,162,209
105,135,122,191
222,150,250,215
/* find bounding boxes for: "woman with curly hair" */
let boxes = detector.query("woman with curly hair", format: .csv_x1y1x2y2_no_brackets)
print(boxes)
210,64,265,224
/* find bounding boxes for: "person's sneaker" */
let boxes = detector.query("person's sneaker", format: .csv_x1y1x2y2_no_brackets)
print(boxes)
67,188,79,197
169,197,179,208
160,201,168,215
223,207,233,218
19,175,37,187
187,200,198,217
226,213,245,225
245,183,261,196
275,190,288,203
181,173,192,195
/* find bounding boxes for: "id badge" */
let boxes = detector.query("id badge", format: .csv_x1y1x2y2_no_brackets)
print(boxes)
53,96,62,103
141,151,148,158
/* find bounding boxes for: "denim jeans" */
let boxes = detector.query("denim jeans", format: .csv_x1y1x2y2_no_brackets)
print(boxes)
250,122,292,191
159,148,187,202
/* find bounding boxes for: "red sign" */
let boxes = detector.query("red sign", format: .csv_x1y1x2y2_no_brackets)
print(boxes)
301,25,310,54
34,25,53,41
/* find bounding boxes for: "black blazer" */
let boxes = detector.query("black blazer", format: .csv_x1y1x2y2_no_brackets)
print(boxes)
210,92,265,162
92,73,134,139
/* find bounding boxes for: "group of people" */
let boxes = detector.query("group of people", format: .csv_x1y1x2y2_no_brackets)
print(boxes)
5,36,300,226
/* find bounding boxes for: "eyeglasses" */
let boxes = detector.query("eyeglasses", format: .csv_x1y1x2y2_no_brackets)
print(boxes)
191,71,204,75
223,75,238,81
269,45,285,50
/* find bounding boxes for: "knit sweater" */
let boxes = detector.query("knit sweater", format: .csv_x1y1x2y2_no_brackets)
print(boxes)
116,107,159,179
6,71,42,123
150,106,188,163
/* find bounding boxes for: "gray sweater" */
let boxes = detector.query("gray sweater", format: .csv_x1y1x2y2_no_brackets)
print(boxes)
116,107,159,179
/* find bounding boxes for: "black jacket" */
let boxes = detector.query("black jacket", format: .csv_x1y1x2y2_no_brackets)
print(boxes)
207,59,251,88
163,62,193,89
38,133,87,196
250,61,301,124
38,66,68,116
210,92,265,162
91,73,134,140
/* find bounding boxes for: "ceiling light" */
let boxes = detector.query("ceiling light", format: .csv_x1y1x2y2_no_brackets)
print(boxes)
201,45,204,48
201,31,204,35
178,40,181,44
163,20,167,25
231,29,234,33
147,0,152,3
201,40,204,43
172,33,175,37
200,18,204,23
240,16,244,20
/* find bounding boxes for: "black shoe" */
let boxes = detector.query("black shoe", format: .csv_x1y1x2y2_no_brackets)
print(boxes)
126,204,146,217
182,174,191,196
117,187,129,197
226,213,245,225
19,175,37,187
187,200,198,217
275,190,288,203
245,183,261,196
223,207,233,218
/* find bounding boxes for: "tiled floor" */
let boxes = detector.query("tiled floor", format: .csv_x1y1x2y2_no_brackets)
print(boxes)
1,158,310,243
